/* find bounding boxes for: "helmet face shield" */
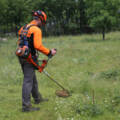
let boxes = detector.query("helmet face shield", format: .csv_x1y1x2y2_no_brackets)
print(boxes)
33,10,47,25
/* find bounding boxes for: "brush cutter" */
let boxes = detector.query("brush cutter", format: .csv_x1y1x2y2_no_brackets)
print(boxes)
27,53,71,98
43,70,70,98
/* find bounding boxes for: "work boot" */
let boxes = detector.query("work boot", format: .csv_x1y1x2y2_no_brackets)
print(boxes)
34,93,49,104
34,98,49,104
22,105,40,112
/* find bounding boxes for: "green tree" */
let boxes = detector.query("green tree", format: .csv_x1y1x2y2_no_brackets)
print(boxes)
5,0,32,31
86,0,120,40
0,0,8,33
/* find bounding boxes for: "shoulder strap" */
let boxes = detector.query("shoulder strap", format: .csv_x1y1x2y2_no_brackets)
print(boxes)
18,24,36,47
20,24,35,37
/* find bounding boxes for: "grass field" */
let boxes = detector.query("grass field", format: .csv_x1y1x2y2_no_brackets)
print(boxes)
0,32,120,120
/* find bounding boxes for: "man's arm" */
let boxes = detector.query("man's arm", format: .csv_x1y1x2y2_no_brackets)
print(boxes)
33,27,51,55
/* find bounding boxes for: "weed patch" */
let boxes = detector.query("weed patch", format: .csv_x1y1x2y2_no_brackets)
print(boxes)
76,103,103,117
99,69,120,80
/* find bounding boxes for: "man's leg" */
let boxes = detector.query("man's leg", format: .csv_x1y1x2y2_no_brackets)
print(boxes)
31,74,48,104
31,74,42,101
22,62,34,107
19,58,40,112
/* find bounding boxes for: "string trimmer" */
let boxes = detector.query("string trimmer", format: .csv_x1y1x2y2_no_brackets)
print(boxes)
27,53,70,98
43,70,70,97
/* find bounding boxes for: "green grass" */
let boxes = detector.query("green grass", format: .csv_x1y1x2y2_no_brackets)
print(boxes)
1,32,120,120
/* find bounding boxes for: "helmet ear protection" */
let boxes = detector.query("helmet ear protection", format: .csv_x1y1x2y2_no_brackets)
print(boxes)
32,10,47,24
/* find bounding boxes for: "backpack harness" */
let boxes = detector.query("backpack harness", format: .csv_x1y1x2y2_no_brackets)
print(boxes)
16,24,47,73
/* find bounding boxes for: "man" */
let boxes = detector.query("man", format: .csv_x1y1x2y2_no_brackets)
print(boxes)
17,10,56,112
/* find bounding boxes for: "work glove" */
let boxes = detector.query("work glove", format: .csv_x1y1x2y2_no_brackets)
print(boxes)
51,48,57,55
48,48,57,58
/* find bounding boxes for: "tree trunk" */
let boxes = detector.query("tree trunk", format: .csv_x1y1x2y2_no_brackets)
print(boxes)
102,28,105,40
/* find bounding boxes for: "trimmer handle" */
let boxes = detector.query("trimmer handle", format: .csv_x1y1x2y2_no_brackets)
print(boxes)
54,48,57,51
38,48,57,72
48,48,57,59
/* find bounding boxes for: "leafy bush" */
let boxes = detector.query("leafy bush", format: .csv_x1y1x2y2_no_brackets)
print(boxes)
104,95,120,114
100,69,120,80
76,103,103,117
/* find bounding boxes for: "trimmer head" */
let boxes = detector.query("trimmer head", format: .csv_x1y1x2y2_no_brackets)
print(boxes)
55,89,70,98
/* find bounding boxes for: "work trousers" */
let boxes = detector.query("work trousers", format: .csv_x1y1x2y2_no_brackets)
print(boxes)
19,58,42,107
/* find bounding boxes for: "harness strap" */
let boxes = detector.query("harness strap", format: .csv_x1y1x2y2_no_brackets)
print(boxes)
26,53,47,73
19,24,47,72
20,24,35,37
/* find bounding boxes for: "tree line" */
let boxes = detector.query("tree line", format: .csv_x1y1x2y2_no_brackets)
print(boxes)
0,0,120,39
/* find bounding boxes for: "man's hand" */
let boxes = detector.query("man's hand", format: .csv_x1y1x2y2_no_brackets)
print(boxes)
47,48,57,58
51,48,57,56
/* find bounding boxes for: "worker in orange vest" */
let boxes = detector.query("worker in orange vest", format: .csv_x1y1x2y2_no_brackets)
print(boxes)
17,10,56,112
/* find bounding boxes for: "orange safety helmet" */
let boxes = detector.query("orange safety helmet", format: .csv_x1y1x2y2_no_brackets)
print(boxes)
33,10,47,24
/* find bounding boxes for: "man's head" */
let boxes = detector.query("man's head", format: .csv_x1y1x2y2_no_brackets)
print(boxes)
32,10,47,27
